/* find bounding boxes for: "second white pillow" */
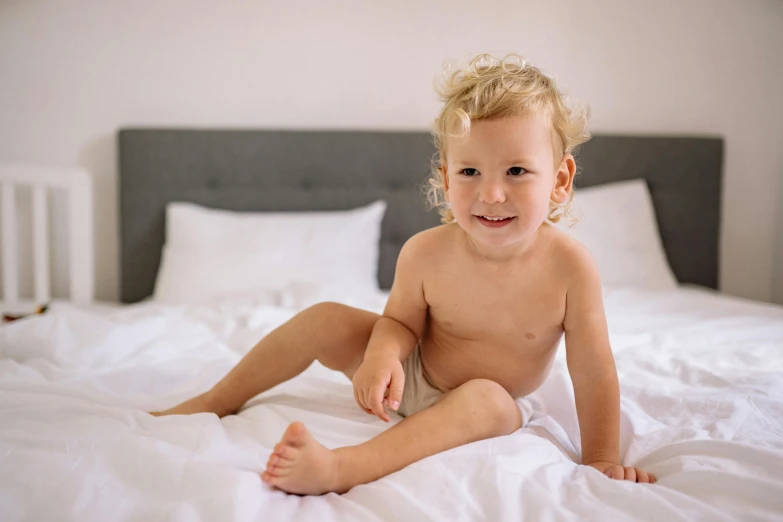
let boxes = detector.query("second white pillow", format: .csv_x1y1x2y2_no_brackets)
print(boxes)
153,200,388,304
557,179,678,290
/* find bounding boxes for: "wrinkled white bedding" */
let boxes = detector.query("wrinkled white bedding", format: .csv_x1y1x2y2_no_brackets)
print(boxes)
1,287,783,521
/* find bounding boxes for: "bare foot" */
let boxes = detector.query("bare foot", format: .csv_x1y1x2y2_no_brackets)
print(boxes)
261,422,345,495
149,391,231,417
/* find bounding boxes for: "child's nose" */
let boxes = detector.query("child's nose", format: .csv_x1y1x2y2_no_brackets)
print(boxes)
479,179,506,204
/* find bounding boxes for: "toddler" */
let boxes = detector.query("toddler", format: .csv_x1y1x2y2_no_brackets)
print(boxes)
153,53,657,494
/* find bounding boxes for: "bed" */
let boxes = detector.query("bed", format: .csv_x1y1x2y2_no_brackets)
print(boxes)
2,129,783,521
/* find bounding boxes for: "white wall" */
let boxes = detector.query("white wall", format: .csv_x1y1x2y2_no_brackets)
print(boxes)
1,0,782,303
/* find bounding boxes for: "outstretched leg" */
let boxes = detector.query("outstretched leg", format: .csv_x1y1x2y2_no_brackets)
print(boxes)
262,378,523,495
151,302,379,417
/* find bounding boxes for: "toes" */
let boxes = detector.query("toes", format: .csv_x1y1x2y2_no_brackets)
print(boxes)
266,465,291,477
266,455,294,472
264,459,291,475
272,458,294,468
263,421,314,490
262,471,281,485
282,421,309,447
274,445,297,461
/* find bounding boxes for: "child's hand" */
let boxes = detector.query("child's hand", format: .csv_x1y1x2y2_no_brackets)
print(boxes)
352,355,405,422
586,462,657,484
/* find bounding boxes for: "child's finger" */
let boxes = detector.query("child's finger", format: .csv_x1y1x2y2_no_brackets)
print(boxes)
355,385,365,408
353,388,368,412
387,367,405,411
359,384,375,415
369,378,390,421
361,386,372,411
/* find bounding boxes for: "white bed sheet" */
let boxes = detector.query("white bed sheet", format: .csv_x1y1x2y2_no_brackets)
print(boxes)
1,286,783,521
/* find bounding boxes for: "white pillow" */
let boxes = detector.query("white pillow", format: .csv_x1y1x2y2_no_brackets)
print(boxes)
153,200,387,304
557,179,678,290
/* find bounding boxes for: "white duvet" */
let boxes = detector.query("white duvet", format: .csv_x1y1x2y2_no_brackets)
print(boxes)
1,286,783,521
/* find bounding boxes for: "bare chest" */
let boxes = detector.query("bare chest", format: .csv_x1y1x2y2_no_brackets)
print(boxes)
424,265,566,344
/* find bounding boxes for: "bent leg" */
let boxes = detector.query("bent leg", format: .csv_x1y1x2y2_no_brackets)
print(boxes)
262,379,523,495
151,302,379,417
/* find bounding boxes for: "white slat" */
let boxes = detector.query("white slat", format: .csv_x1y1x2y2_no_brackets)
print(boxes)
32,186,51,304
1,183,19,306
69,181,94,304
0,165,93,308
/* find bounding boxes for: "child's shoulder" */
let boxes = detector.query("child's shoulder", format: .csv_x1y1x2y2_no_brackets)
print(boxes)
540,223,600,282
399,223,459,261
402,223,457,248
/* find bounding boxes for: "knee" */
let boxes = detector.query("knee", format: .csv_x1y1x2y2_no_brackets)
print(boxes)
303,302,358,331
302,302,377,355
458,379,522,435
303,302,348,324
301,302,347,338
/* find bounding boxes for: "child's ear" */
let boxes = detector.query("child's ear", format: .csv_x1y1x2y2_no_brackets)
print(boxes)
440,163,450,202
551,154,575,204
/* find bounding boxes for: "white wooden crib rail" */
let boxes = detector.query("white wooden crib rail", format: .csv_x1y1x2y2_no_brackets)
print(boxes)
0,165,94,311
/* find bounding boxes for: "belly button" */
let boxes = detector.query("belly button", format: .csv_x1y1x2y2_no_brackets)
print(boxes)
526,332,536,340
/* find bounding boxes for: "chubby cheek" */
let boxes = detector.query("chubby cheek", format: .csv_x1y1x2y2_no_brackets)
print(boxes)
516,180,557,222
446,187,473,223
519,191,551,223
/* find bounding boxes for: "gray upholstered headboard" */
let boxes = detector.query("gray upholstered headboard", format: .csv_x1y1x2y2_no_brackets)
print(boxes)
119,129,723,303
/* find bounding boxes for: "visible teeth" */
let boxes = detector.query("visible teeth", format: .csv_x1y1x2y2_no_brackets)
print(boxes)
482,216,509,221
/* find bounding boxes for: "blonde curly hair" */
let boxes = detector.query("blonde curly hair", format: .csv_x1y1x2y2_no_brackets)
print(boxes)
425,53,591,224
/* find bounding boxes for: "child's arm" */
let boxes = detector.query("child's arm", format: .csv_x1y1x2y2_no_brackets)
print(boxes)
353,234,429,421
563,245,657,484
366,236,428,362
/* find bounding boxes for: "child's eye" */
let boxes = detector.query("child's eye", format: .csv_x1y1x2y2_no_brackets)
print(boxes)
460,168,478,176
508,167,528,176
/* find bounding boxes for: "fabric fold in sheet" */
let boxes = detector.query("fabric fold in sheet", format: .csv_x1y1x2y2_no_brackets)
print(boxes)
1,286,783,521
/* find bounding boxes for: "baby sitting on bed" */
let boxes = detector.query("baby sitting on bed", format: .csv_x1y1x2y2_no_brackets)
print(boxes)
152,53,657,494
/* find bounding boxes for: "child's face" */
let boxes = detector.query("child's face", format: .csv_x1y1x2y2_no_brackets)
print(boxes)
443,113,574,255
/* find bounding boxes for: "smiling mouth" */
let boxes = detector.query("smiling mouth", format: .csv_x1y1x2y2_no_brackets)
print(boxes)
475,215,516,227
